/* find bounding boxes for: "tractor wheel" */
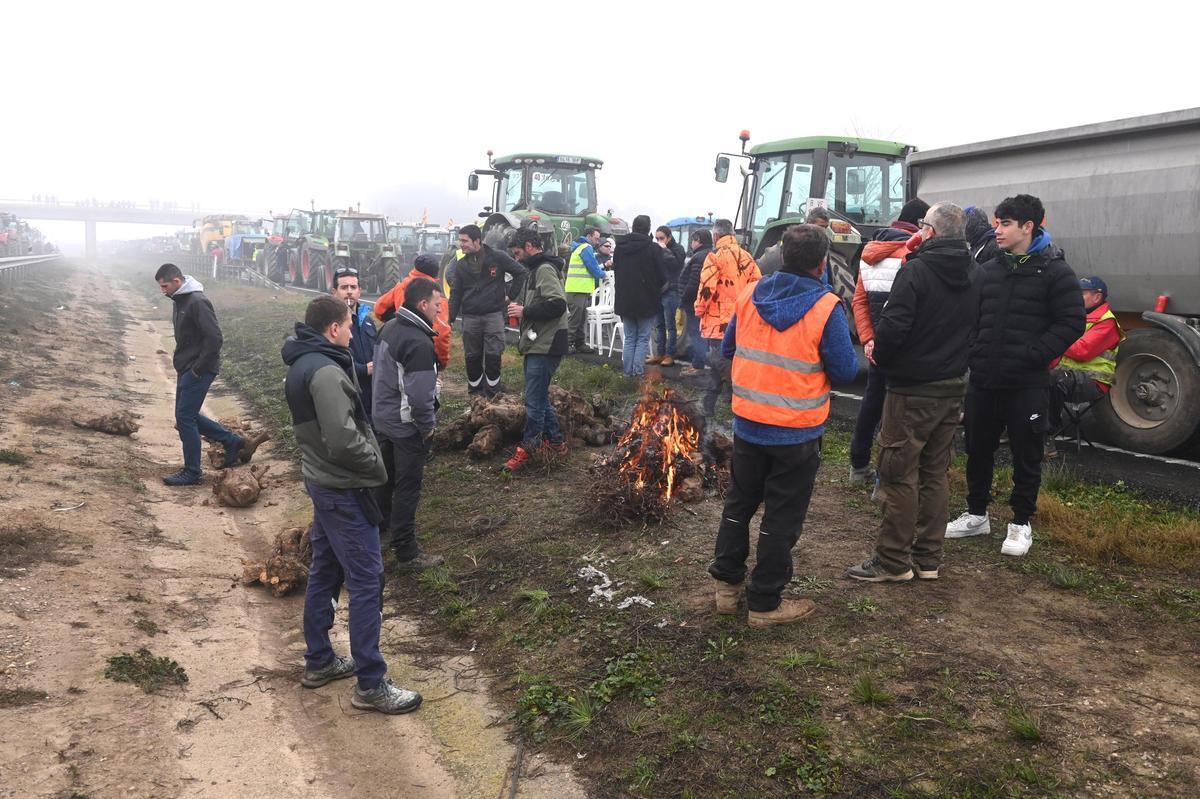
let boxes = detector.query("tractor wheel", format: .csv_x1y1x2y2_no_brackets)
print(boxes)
381,258,402,293
1086,327,1200,454
286,249,300,284
482,220,514,251
825,250,860,343
266,246,283,283
313,253,331,292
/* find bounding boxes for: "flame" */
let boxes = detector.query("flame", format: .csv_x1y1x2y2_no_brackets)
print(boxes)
615,388,702,502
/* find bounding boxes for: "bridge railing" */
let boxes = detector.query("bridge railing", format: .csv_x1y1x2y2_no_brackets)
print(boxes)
0,254,62,285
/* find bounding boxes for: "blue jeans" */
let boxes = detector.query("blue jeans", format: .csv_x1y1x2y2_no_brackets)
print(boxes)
684,309,705,369
620,315,656,377
522,354,563,448
655,290,680,357
303,480,387,690
850,362,886,470
175,370,237,475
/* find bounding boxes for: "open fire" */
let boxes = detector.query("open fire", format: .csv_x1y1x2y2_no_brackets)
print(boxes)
589,386,730,523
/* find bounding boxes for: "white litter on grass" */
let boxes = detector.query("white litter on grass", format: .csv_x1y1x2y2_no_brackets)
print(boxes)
617,596,655,610
655,618,669,629
577,565,614,603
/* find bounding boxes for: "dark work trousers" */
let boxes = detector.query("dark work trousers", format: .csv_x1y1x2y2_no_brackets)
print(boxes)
566,292,592,348
462,312,505,397
303,480,386,691
375,433,429,561
965,384,1049,525
175,370,237,475
703,339,733,416
849,362,887,470
873,392,962,573
708,435,822,612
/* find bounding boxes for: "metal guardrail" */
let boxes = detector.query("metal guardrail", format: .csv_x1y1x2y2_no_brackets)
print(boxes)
0,254,61,283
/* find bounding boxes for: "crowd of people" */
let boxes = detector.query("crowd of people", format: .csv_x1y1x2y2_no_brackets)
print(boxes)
150,189,1121,709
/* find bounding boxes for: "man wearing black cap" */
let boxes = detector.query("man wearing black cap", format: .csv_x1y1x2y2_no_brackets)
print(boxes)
1049,276,1123,437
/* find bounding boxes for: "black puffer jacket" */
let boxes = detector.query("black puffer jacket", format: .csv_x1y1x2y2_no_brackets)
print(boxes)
612,233,667,319
663,239,686,294
872,237,980,387
680,245,712,309
968,237,1085,389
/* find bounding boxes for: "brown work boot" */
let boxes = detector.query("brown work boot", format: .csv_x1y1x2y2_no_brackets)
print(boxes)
748,598,816,628
713,579,742,614
660,355,675,366
645,355,664,365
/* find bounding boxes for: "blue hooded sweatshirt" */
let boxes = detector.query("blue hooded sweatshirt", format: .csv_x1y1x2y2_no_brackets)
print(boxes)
721,272,859,445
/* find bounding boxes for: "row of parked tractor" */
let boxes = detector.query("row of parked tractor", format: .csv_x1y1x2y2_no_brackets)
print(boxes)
193,210,457,294
0,212,56,257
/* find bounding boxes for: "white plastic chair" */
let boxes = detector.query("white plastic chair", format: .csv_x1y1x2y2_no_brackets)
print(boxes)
607,319,625,356
586,275,617,350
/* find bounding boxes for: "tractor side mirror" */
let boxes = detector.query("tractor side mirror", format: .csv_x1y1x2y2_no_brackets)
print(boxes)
468,174,479,191
714,156,730,184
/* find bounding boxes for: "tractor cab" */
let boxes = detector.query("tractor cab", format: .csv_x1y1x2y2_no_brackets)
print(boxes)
417,226,452,257
664,215,714,247
715,134,913,258
468,152,628,256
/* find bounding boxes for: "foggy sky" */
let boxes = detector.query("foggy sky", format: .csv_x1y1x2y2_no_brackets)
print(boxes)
8,1,1200,254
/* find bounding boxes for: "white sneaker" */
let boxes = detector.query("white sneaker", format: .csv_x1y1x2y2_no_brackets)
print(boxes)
945,512,990,539
1001,523,1033,557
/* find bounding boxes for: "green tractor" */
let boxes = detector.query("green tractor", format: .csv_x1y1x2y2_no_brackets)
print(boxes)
467,151,629,255
327,211,398,294
715,132,914,333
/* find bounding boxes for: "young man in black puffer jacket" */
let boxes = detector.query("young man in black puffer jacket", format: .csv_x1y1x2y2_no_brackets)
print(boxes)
945,194,1084,558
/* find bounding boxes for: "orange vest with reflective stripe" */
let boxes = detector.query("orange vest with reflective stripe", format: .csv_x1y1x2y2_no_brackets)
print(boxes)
730,288,840,428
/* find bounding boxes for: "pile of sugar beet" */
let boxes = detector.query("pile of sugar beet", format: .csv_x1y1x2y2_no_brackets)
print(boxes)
433,387,617,457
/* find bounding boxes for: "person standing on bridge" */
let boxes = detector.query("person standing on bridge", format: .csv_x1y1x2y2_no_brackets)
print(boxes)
155,263,245,486
283,296,421,714
695,218,761,416
332,265,377,424
448,224,526,398
845,203,980,582
708,224,857,626
946,194,1085,557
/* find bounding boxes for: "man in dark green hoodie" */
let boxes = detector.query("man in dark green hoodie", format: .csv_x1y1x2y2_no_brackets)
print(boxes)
282,296,422,715
502,227,570,473
846,203,981,582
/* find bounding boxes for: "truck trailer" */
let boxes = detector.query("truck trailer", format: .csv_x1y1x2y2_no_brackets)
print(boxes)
908,108,1200,454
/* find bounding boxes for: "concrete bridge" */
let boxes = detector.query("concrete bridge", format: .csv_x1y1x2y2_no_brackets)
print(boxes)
0,199,271,257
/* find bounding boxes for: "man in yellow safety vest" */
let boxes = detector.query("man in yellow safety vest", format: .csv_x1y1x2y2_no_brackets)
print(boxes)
563,226,606,354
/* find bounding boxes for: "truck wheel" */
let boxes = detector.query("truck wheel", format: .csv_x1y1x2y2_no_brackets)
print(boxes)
1087,327,1200,454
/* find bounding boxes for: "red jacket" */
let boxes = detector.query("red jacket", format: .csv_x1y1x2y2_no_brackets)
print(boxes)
375,274,451,368
1054,301,1121,392
851,239,911,344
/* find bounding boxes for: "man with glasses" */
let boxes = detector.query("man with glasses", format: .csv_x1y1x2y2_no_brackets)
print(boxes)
846,203,980,582
332,265,378,423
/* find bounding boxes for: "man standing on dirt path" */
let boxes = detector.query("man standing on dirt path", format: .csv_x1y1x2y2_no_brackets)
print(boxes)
501,228,570,473
944,194,1084,558
332,265,377,423
155,263,245,487
373,278,446,573
283,295,422,715
845,203,980,583
448,224,526,398
708,225,857,627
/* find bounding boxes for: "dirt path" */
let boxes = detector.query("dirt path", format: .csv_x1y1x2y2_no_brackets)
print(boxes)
0,264,586,798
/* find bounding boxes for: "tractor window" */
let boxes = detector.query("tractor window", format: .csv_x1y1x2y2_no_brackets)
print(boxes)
782,153,816,217
530,166,594,215
390,226,418,246
825,152,905,225
749,155,788,240
501,167,525,212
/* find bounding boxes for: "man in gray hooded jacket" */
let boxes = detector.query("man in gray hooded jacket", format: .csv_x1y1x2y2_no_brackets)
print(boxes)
282,295,422,715
155,262,243,486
